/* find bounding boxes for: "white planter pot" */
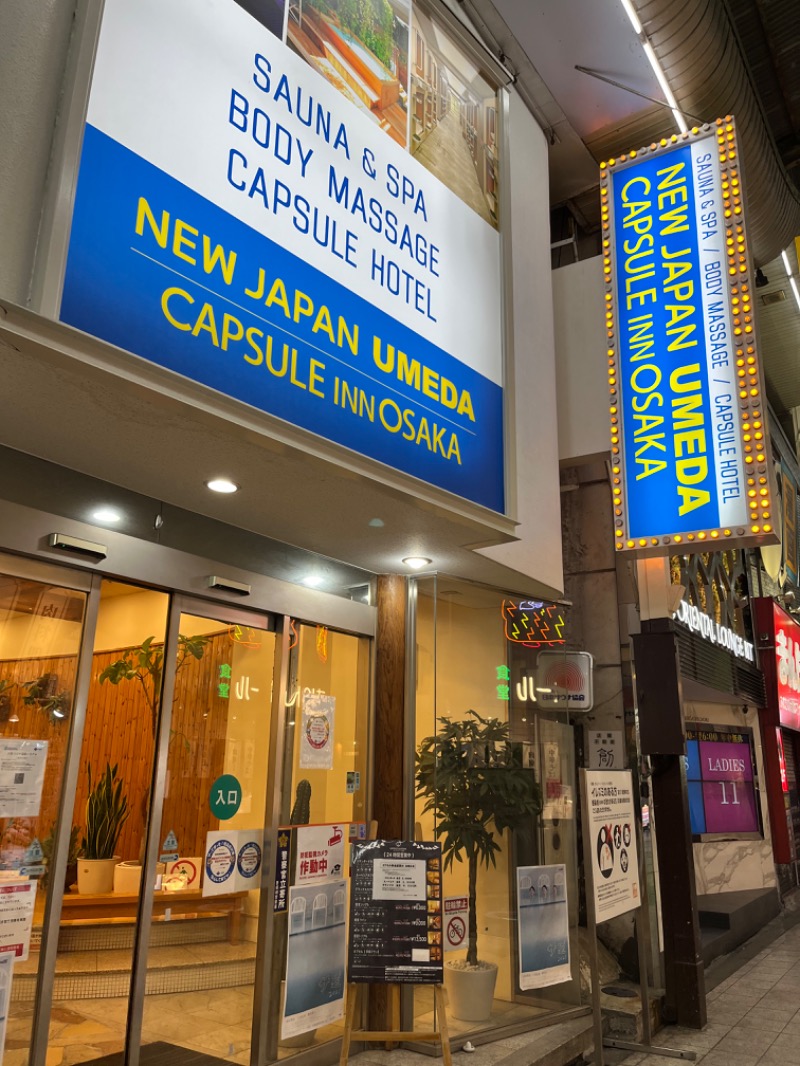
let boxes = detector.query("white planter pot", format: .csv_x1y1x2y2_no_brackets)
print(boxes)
77,856,119,895
114,860,143,894
445,961,498,1023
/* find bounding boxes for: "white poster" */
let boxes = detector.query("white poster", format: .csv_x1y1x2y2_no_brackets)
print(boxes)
0,880,37,961
0,953,11,1062
584,770,640,922
283,879,347,1039
300,694,335,770
588,731,624,770
516,865,571,989
295,824,345,885
203,829,264,896
0,740,48,818
372,858,425,901
443,896,468,953
203,831,238,897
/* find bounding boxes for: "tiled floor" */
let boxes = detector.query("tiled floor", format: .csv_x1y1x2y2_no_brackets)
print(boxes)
616,916,800,1066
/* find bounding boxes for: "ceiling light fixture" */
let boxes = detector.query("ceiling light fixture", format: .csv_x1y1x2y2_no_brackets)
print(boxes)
91,507,122,524
205,478,239,494
302,574,324,587
790,277,800,315
619,1,688,134
402,556,432,570
781,251,793,277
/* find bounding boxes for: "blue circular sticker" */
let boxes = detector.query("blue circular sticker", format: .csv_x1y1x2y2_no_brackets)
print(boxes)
205,839,236,884
237,841,262,878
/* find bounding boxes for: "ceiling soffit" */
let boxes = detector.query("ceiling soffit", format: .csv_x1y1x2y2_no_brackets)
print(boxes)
620,0,800,266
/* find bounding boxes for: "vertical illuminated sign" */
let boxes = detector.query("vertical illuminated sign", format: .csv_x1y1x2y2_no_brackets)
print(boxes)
601,117,776,553
774,601,800,731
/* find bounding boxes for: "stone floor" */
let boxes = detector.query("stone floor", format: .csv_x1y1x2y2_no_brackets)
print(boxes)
615,898,800,1066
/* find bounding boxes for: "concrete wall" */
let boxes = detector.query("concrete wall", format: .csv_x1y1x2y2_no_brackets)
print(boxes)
0,0,76,305
478,91,564,590
552,258,609,465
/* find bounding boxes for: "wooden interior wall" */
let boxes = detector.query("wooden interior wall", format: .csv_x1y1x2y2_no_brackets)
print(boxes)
0,632,231,865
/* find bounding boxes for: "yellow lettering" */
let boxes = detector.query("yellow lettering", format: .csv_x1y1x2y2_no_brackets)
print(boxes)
161,287,193,330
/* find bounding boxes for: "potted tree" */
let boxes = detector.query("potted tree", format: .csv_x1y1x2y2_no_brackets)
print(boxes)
416,710,542,1022
78,763,130,895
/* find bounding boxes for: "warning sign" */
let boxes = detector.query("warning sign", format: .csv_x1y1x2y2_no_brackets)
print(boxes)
443,896,468,952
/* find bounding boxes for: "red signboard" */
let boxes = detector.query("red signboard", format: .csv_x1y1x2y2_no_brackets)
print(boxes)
776,728,789,792
774,602,800,731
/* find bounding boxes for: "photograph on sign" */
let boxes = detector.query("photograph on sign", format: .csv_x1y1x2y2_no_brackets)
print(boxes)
349,840,443,984
516,865,570,989
300,694,336,770
0,740,48,819
283,879,347,1039
295,823,345,885
59,0,505,512
601,118,776,553
584,770,640,922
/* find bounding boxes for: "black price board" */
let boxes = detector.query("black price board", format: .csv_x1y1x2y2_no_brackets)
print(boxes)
348,839,443,984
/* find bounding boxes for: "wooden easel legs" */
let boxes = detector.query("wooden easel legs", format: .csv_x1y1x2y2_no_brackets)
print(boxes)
339,983,452,1066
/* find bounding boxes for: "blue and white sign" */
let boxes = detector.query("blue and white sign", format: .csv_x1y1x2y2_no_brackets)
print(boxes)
603,121,774,551
59,0,504,511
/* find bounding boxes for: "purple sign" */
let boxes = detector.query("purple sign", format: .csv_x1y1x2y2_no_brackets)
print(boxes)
698,740,758,834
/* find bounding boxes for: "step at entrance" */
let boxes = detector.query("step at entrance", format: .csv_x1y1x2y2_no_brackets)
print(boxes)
16,921,256,1003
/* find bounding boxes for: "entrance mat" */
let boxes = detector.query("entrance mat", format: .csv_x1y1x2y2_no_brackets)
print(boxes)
83,1042,237,1066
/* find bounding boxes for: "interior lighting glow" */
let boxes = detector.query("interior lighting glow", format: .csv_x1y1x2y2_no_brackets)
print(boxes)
205,478,239,494
642,42,688,133
92,507,122,524
781,250,793,276
402,556,432,570
790,277,800,314
302,574,324,587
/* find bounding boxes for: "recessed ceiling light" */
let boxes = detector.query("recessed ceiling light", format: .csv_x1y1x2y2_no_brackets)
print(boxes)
369,518,385,527
302,575,324,587
205,478,239,494
91,507,122,524
402,556,432,570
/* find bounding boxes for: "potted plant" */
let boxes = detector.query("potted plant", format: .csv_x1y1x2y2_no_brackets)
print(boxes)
41,823,82,892
77,763,130,895
416,710,542,1022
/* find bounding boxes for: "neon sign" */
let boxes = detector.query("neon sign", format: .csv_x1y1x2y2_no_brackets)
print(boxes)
502,601,565,647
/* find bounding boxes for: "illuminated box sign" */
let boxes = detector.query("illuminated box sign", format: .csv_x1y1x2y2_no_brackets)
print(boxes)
58,0,505,512
773,602,800,732
686,726,759,835
601,119,776,552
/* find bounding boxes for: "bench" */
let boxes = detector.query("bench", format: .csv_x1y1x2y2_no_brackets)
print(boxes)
59,888,247,943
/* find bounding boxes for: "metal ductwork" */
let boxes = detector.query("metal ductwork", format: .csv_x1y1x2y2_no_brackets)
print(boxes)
638,0,800,266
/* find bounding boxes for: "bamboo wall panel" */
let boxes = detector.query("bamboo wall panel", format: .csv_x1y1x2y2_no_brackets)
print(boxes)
0,631,233,868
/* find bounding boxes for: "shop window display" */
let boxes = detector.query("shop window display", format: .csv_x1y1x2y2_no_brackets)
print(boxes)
411,576,584,1042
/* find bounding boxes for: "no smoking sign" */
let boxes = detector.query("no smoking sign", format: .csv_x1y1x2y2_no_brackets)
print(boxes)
444,896,468,953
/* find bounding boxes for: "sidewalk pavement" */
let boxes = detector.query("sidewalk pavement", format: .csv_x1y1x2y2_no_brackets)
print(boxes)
616,895,800,1066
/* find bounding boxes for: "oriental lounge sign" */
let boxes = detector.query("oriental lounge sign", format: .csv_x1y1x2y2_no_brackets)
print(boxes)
601,118,777,554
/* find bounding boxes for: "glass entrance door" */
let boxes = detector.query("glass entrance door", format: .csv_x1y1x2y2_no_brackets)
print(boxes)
136,604,277,1065
0,561,92,1066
